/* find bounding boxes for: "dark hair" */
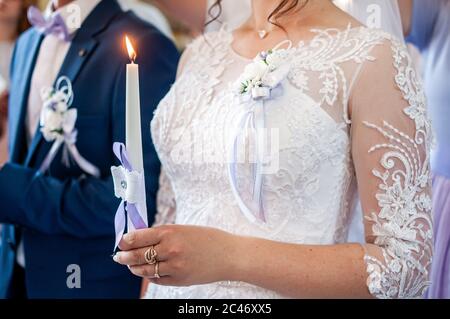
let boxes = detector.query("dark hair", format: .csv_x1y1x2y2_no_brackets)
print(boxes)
206,0,308,29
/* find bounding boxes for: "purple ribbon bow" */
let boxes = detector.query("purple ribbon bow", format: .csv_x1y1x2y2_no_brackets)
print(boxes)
28,6,71,42
113,142,147,251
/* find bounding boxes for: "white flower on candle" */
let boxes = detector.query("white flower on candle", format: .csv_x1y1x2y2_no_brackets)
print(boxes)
111,165,145,204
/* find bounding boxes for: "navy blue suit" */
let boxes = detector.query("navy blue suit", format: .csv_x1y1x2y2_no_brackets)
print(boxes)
0,0,179,298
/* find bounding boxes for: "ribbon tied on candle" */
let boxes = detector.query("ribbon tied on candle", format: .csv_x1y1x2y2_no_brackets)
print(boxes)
229,41,292,224
111,142,147,251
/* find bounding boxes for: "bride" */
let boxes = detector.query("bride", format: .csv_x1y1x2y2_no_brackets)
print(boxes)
114,0,433,299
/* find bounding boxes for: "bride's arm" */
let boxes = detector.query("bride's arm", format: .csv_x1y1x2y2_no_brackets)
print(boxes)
115,39,432,299
229,239,370,298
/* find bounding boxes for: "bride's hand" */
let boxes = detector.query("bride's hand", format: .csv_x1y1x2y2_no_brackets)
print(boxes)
113,225,242,286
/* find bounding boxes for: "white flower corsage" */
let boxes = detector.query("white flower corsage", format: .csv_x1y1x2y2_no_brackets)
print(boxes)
228,43,292,225
235,47,291,101
38,76,100,177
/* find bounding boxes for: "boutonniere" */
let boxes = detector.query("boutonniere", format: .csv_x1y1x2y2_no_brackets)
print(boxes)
39,77,77,142
235,47,291,101
228,42,293,225
38,76,100,177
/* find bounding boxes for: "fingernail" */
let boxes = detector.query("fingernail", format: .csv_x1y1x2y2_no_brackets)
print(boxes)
113,254,119,262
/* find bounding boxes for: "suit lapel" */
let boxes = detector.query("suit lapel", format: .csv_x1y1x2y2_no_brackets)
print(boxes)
9,30,44,164
24,38,99,166
24,0,123,167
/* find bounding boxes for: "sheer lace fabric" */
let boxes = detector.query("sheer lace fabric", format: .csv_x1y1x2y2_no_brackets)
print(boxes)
147,26,433,299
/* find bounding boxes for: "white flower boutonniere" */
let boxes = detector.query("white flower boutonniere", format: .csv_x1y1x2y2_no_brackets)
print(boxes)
38,76,100,177
235,46,291,101
40,78,77,142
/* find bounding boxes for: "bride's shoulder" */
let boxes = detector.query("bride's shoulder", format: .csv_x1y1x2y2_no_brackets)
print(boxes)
357,26,404,43
352,27,412,65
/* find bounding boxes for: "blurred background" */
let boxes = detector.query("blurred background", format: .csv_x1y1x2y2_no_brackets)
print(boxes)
0,0,197,165
36,0,195,49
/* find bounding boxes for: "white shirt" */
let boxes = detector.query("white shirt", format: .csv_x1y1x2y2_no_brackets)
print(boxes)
0,42,14,241
0,41,13,166
25,0,101,144
0,41,13,94
18,0,101,268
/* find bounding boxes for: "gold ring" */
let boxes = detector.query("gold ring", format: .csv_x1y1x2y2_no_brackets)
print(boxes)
154,261,160,279
144,246,158,265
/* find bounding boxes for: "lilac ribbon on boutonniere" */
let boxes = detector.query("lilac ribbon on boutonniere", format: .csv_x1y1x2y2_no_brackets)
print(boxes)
228,41,292,224
111,142,148,251
39,76,100,177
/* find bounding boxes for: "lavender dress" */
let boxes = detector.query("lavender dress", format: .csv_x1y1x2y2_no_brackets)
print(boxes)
408,0,450,299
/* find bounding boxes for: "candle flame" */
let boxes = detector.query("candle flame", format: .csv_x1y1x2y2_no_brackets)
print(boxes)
125,35,137,63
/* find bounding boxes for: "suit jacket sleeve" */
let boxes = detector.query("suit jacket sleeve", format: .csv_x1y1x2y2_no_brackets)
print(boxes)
0,30,179,239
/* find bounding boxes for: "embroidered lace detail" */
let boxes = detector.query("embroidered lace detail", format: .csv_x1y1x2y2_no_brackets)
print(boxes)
288,25,385,123
362,37,433,299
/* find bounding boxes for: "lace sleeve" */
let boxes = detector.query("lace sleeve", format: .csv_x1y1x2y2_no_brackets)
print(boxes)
350,37,433,299
153,169,176,226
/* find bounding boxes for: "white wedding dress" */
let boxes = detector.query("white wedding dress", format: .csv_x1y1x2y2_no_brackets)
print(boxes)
145,25,433,299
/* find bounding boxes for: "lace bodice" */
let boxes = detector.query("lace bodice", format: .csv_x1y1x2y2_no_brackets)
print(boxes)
147,26,433,299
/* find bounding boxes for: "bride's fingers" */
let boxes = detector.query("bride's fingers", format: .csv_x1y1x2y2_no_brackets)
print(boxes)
114,247,146,266
114,245,168,266
119,228,162,251
129,262,170,278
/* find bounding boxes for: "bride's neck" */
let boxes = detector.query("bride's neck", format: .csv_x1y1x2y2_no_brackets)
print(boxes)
249,0,331,30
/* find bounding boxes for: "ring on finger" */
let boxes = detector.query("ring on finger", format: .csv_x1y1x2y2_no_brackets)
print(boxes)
144,246,158,265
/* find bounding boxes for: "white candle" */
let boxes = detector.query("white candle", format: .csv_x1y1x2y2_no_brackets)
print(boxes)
125,35,148,228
